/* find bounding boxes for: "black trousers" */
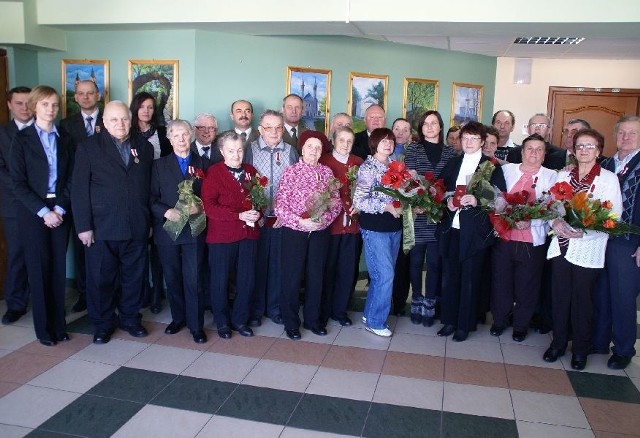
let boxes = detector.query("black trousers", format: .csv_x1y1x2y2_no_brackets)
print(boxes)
0,216,29,312
143,239,164,307
69,215,86,301
322,232,359,321
392,241,410,313
85,239,146,331
252,226,282,320
157,240,204,333
280,227,329,330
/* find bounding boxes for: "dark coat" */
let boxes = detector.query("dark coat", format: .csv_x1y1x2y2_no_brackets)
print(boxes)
59,111,105,145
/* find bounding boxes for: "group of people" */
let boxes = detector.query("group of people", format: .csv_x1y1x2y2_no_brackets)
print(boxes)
0,81,638,372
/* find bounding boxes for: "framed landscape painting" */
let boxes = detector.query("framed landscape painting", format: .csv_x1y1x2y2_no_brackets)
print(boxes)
285,66,331,134
61,59,109,118
450,82,483,127
128,59,179,125
348,72,389,132
402,78,439,132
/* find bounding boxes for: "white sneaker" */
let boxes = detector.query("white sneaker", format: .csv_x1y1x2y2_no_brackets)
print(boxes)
362,316,367,324
365,326,392,337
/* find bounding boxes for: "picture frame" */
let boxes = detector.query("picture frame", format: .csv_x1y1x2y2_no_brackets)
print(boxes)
61,59,110,118
285,66,331,134
128,59,179,125
402,78,439,132
450,82,483,127
348,72,389,132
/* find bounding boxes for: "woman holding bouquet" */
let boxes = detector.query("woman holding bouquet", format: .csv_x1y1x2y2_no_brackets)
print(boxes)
438,122,506,342
202,131,262,339
319,126,364,327
489,134,558,342
275,130,341,340
543,129,622,370
404,110,457,326
353,128,403,337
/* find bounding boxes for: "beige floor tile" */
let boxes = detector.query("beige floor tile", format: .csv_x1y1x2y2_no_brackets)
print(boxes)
125,344,203,374
511,389,589,428
242,359,318,392
182,352,258,383
198,416,284,437
501,342,564,369
280,427,357,437
207,334,276,359
443,381,514,419
70,338,149,366
113,404,211,438
373,374,443,410
332,326,391,350
0,384,81,428
445,338,503,363
306,367,378,401
0,325,37,351
17,334,93,359
0,423,33,438
388,332,446,356
28,358,118,393
154,328,216,352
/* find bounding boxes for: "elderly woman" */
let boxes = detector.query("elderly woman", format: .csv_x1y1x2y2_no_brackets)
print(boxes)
438,122,506,342
404,111,457,326
490,134,558,342
150,119,207,344
353,128,403,337
319,127,364,326
202,131,261,339
275,130,341,340
10,86,75,346
482,126,507,165
543,129,622,370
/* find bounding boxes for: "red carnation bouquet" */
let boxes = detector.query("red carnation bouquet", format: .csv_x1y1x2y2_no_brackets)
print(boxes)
241,173,269,227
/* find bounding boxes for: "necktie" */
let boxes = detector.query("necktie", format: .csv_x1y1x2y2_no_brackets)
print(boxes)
85,116,94,136
291,127,297,144
240,132,247,143
202,146,210,158
118,143,129,165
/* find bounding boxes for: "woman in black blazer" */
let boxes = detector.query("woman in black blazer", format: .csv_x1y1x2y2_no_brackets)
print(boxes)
10,86,75,346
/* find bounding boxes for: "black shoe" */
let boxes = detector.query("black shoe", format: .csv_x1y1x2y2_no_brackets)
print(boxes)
410,313,422,324
535,326,551,335
71,297,87,313
607,354,632,370
489,325,504,337
422,316,434,327
39,339,57,347
512,330,527,342
437,324,455,337
2,309,26,325
232,325,254,337
218,326,232,339
332,316,353,326
192,330,207,344
286,328,301,340
452,329,468,342
57,333,71,342
589,346,610,355
571,354,587,370
120,324,148,338
270,315,284,325
93,329,113,344
165,321,185,335
150,304,162,314
304,324,327,336
248,317,262,328
543,347,565,363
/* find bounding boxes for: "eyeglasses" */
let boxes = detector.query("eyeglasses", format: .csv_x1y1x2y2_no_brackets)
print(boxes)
461,136,481,142
261,125,284,133
529,123,548,129
195,126,216,132
575,143,597,150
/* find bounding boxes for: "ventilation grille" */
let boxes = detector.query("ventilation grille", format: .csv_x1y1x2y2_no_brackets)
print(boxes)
514,37,585,45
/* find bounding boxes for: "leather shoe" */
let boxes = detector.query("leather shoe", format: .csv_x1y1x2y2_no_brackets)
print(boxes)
165,321,185,335
437,324,455,337
93,329,113,344
534,326,551,335
232,325,254,337
248,317,262,327
543,347,565,363
121,324,148,338
332,316,353,326
452,329,468,342
286,328,301,340
2,309,26,325
71,297,87,313
589,346,610,355
512,330,527,342
57,333,71,342
270,315,284,325
192,330,207,344
218,326,232,339
150,304,162,314
304,324,327,336
39,339,57,347
607,354,632,370
571,354,587,370
489,325,504,337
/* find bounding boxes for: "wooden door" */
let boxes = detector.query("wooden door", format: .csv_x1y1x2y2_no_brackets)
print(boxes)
547,87,640,158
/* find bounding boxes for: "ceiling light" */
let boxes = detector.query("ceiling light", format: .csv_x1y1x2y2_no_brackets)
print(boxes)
514,37,585,45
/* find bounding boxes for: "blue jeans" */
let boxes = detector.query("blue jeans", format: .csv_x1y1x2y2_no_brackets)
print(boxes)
361,229,401,329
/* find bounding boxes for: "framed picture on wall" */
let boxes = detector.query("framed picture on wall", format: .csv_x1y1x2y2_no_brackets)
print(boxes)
285,66,331,134
61,59,110,118
450,82,483,127
348,72,389,132
402,77,439,132
128,59,179,125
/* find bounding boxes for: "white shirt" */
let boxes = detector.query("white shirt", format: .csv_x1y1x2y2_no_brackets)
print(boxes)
14,118,34,130
82,109,100,132
613,149,640,174
234,127,253,138
284,123,300,138
195,141,212,158
453,149,483,229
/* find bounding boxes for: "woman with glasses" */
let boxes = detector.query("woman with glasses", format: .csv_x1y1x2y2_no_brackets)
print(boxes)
543,129,621,370
437,122,506,342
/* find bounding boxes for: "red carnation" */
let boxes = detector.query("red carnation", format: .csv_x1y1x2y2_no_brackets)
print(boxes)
242,199,252,210
301,212,311,219
392,200,402,209
417,188,426,196
259,176,269,187
195,169,205,179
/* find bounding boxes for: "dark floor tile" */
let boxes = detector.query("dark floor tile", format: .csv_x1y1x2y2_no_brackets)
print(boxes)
289,393,370,436
35,394,142,438
87,367,176,403
66,314,94,335
27,430,75,437
568,371,640,404
151,376,237,414
442,411,518,438
218,384,302,425
363,403,441,438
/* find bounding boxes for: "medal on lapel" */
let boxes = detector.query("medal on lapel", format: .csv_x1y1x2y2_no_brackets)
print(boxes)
275,151,281,166
131,148,139,164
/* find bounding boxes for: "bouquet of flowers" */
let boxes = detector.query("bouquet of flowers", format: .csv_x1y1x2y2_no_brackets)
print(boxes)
301,176,342,222
463,160,497,208
241,173,269,227
337,164,360,226
163,166,206,241
488,189,561,240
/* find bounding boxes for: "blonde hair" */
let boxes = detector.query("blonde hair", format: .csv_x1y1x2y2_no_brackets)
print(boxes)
28,85,59,112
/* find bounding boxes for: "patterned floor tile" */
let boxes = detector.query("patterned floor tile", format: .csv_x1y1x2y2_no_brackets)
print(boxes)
263,339,330,366
288,393,369,436
217,384,302,425
505,364,575,396
321,345,387,373
112,404,211,438
579,397,640,436
87,367,176,403
381,351,444,381
444,358,508,388
442,411,518,438
151,375,237,414
511,389,590,428
568,371,640,404
363,402,441,438
0,351,64,385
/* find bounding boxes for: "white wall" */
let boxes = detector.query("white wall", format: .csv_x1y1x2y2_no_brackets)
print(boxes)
493,57,640,144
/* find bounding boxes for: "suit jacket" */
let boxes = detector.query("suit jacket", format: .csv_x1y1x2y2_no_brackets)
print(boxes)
282,124,308,150
352,130,370,161
59,111,105,145
190,141,215,170
71,130,153,241
506,141,566,170
0,120,20,217
602,152,640,248
10,124,75,215
150,152,206,246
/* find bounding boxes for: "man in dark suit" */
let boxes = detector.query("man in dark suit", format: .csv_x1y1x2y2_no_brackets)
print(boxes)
506,114,566,170
281,94,307,150
352,104,386,161
0,87,32,324
60,80,105,313
72,101,154,344
191,113,218,169
230,100,259,148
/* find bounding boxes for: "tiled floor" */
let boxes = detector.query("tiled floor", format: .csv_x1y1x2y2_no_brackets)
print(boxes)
0,296,640,437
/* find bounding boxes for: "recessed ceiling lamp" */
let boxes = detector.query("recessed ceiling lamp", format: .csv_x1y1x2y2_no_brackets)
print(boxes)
514,37,585,45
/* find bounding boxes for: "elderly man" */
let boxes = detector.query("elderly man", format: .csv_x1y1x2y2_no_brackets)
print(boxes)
492,110,518,161
72,101,154,344
352,104,386,161
327,112,352,153
0,87,32,324
191,113,219,169
561,119,591,165
506,113,566,170
593,115,640,370
244,110,299,326
281,94,307,149
230,100,259,147
391,118,412,160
